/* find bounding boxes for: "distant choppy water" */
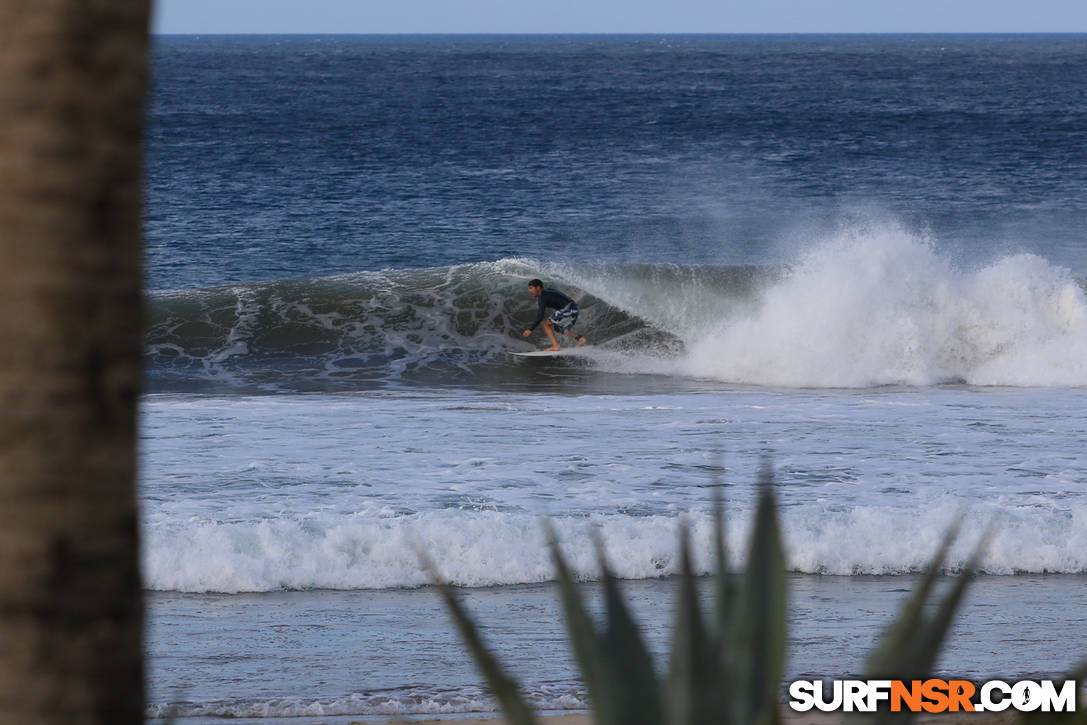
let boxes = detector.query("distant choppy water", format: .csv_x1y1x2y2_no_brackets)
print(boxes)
144,35,1087,721
147,34,1087,291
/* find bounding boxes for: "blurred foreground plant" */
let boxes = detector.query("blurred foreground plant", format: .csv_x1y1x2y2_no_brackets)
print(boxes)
426,463,991,725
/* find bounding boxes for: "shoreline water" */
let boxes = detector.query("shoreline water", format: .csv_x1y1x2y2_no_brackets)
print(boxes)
146,573,1087,722
142,383,1087,720
398,714,1020,725
155,706,1027,724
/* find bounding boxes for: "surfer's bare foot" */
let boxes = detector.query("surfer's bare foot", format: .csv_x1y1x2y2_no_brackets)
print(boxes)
545,345,561,351
576,335,588,346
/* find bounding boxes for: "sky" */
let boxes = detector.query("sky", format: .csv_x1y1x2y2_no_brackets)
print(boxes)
153,0,1087,35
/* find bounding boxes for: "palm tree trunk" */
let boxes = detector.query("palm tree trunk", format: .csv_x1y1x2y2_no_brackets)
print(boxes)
0,2,150,723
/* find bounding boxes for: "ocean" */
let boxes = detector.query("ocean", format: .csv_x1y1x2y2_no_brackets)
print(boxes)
144,35,1087,721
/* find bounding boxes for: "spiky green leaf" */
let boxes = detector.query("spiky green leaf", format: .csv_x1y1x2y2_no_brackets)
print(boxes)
728,462,787,725
423,560,539,725
668,523,725,725
545,524,614,723
594,536,665,725
548,525,663,725
712,489,735,646
862,522,960,680
908,528,992,678
858,525,991,725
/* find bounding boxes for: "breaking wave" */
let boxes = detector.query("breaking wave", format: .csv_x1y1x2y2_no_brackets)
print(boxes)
146,224,1087,390
144,502,1087,594
680,223,1087,387
144,258,694,391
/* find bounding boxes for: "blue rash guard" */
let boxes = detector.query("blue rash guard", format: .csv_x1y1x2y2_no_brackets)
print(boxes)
529,288,577,331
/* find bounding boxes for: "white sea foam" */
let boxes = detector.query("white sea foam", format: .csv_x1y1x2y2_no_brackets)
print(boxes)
674,223,1087,387
148,688,587,719
143,501,1087,593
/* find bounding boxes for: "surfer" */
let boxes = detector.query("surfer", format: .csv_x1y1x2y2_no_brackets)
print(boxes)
523,279,588,351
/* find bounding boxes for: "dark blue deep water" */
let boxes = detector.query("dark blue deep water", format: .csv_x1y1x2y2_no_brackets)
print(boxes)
148,35,1087,290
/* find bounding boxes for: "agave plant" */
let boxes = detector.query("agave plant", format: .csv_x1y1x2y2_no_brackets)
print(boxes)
428,462,987,725
852,522,991,725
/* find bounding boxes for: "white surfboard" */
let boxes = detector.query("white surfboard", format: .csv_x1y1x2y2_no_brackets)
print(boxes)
510,346,594,358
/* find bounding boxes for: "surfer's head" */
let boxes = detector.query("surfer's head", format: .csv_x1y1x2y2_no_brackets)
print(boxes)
528,279,543,296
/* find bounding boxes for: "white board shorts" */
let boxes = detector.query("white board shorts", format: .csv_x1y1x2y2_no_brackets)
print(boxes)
548,304,579,333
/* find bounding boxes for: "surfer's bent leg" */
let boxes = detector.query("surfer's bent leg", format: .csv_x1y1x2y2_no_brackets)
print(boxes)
552,305,586,346
541,318,561,350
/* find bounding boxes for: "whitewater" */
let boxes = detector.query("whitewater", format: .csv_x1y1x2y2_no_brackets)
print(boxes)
146,224,1087,392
